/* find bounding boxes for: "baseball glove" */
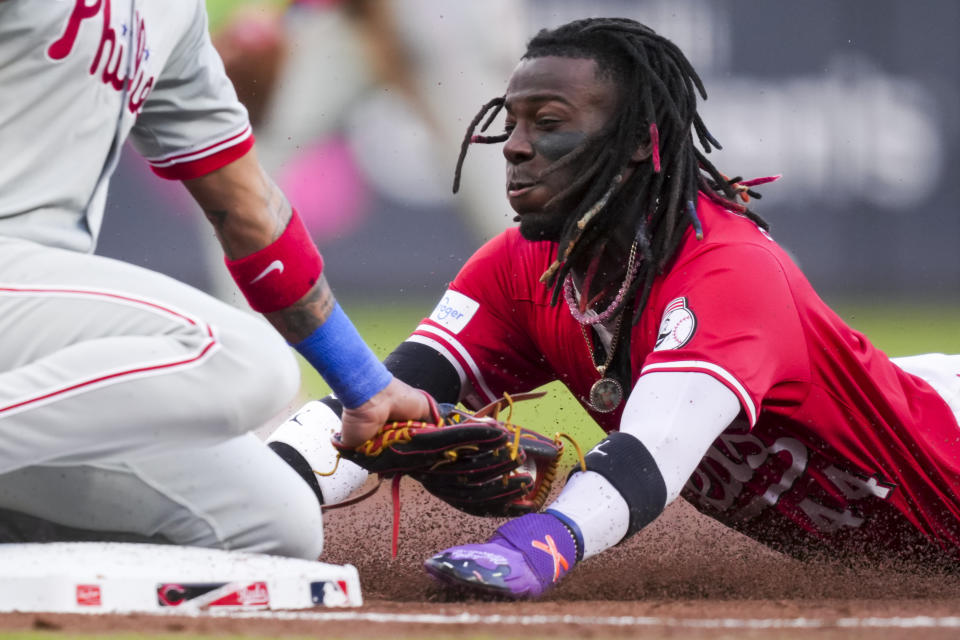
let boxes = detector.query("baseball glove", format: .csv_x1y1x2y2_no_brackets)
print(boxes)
412,422,563,517
332,391,565,517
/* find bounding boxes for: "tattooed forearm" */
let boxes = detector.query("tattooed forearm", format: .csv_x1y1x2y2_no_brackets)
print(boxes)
185,148,335,338
204,208,228,230
201,184,290,258
202,208,242,257
264,275,337,343
185,149,292,259
261,169,288,231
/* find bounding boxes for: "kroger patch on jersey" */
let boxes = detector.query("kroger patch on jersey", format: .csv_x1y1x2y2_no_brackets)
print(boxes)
428,290,479,334
654,297,697,351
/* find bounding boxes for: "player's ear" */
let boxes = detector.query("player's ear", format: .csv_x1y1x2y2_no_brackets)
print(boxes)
621,142,654,182
630,141,653,164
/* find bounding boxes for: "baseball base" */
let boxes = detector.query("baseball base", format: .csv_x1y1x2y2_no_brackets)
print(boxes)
0,542,362,613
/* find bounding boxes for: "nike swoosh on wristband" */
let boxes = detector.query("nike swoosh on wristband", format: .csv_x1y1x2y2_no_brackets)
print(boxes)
250,259,285,284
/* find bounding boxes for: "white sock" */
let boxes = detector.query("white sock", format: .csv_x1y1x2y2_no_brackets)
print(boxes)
266,401,369,505
547,470,630,560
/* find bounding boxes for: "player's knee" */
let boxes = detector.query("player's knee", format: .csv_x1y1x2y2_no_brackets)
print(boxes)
169,435,324,558
236,340,300,423
213,318,301,432
169,497,323,560
256,481,324,559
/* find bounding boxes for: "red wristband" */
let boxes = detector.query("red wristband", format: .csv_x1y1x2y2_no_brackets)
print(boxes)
225,208,324,313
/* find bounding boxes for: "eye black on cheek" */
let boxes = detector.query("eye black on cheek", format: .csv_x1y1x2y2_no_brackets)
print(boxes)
533,131,587,161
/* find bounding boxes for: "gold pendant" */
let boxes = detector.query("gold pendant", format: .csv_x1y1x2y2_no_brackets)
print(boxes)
589,377,623,413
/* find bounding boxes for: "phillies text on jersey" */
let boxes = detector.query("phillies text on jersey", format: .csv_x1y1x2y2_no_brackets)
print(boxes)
0,0,252,253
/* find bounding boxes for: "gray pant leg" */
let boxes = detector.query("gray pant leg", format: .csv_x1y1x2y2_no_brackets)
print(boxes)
0,237,301,469
0,238,311,555
0,433,323,559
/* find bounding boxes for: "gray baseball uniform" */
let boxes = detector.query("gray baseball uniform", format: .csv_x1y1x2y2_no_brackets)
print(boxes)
0,0,322,558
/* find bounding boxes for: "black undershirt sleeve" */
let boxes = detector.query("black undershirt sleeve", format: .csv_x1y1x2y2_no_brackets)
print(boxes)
382,341,462,403
319,341,462,418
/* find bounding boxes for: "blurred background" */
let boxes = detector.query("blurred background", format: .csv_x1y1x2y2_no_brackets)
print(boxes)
99,0,960,306
94,0,960,444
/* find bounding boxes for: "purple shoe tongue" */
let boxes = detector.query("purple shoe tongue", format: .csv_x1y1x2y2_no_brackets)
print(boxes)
493,513,578,588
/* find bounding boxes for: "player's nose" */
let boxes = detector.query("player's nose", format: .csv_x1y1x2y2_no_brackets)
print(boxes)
503,125,535,164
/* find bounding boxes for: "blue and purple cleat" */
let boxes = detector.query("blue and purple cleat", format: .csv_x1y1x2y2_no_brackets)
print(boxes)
423,512,582,599
423,538,545,598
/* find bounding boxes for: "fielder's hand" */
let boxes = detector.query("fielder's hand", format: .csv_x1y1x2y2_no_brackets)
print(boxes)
338,378,431,448
333,392,565,517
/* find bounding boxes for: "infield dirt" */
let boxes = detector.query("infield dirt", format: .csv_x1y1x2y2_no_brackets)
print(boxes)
3,482,960,639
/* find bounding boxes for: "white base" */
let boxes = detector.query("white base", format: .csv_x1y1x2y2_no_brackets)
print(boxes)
0,542,362,613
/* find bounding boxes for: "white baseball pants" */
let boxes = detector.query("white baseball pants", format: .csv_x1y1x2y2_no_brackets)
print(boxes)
0,236,322,558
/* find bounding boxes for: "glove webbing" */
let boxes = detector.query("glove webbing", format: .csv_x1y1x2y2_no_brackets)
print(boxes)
531,432,587,509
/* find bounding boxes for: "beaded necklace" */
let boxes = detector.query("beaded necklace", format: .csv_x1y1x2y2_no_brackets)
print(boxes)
565,241,638,412
562,241,639,325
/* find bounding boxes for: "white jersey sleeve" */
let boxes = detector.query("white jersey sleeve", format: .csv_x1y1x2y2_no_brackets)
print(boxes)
128,0,252,180
620,371,741,503
547,370,740,559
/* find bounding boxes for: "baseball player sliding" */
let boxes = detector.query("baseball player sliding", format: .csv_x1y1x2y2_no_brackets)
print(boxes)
0,0,427,556
271,17,960,599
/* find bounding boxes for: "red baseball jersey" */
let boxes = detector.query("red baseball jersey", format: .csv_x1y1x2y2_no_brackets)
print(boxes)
412,193,960,562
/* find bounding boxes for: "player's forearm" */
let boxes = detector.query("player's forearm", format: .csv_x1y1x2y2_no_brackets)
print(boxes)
183,147,289,259
263,278,336,343
183,148,337,339
619,371,740,503
184,148,388,405
549,371,742,560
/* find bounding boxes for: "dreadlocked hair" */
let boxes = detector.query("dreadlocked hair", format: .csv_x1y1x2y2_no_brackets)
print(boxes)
453,17,772,325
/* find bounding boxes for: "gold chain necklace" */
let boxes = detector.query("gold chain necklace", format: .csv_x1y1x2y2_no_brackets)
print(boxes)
579,308,627,413
571,242,636,413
